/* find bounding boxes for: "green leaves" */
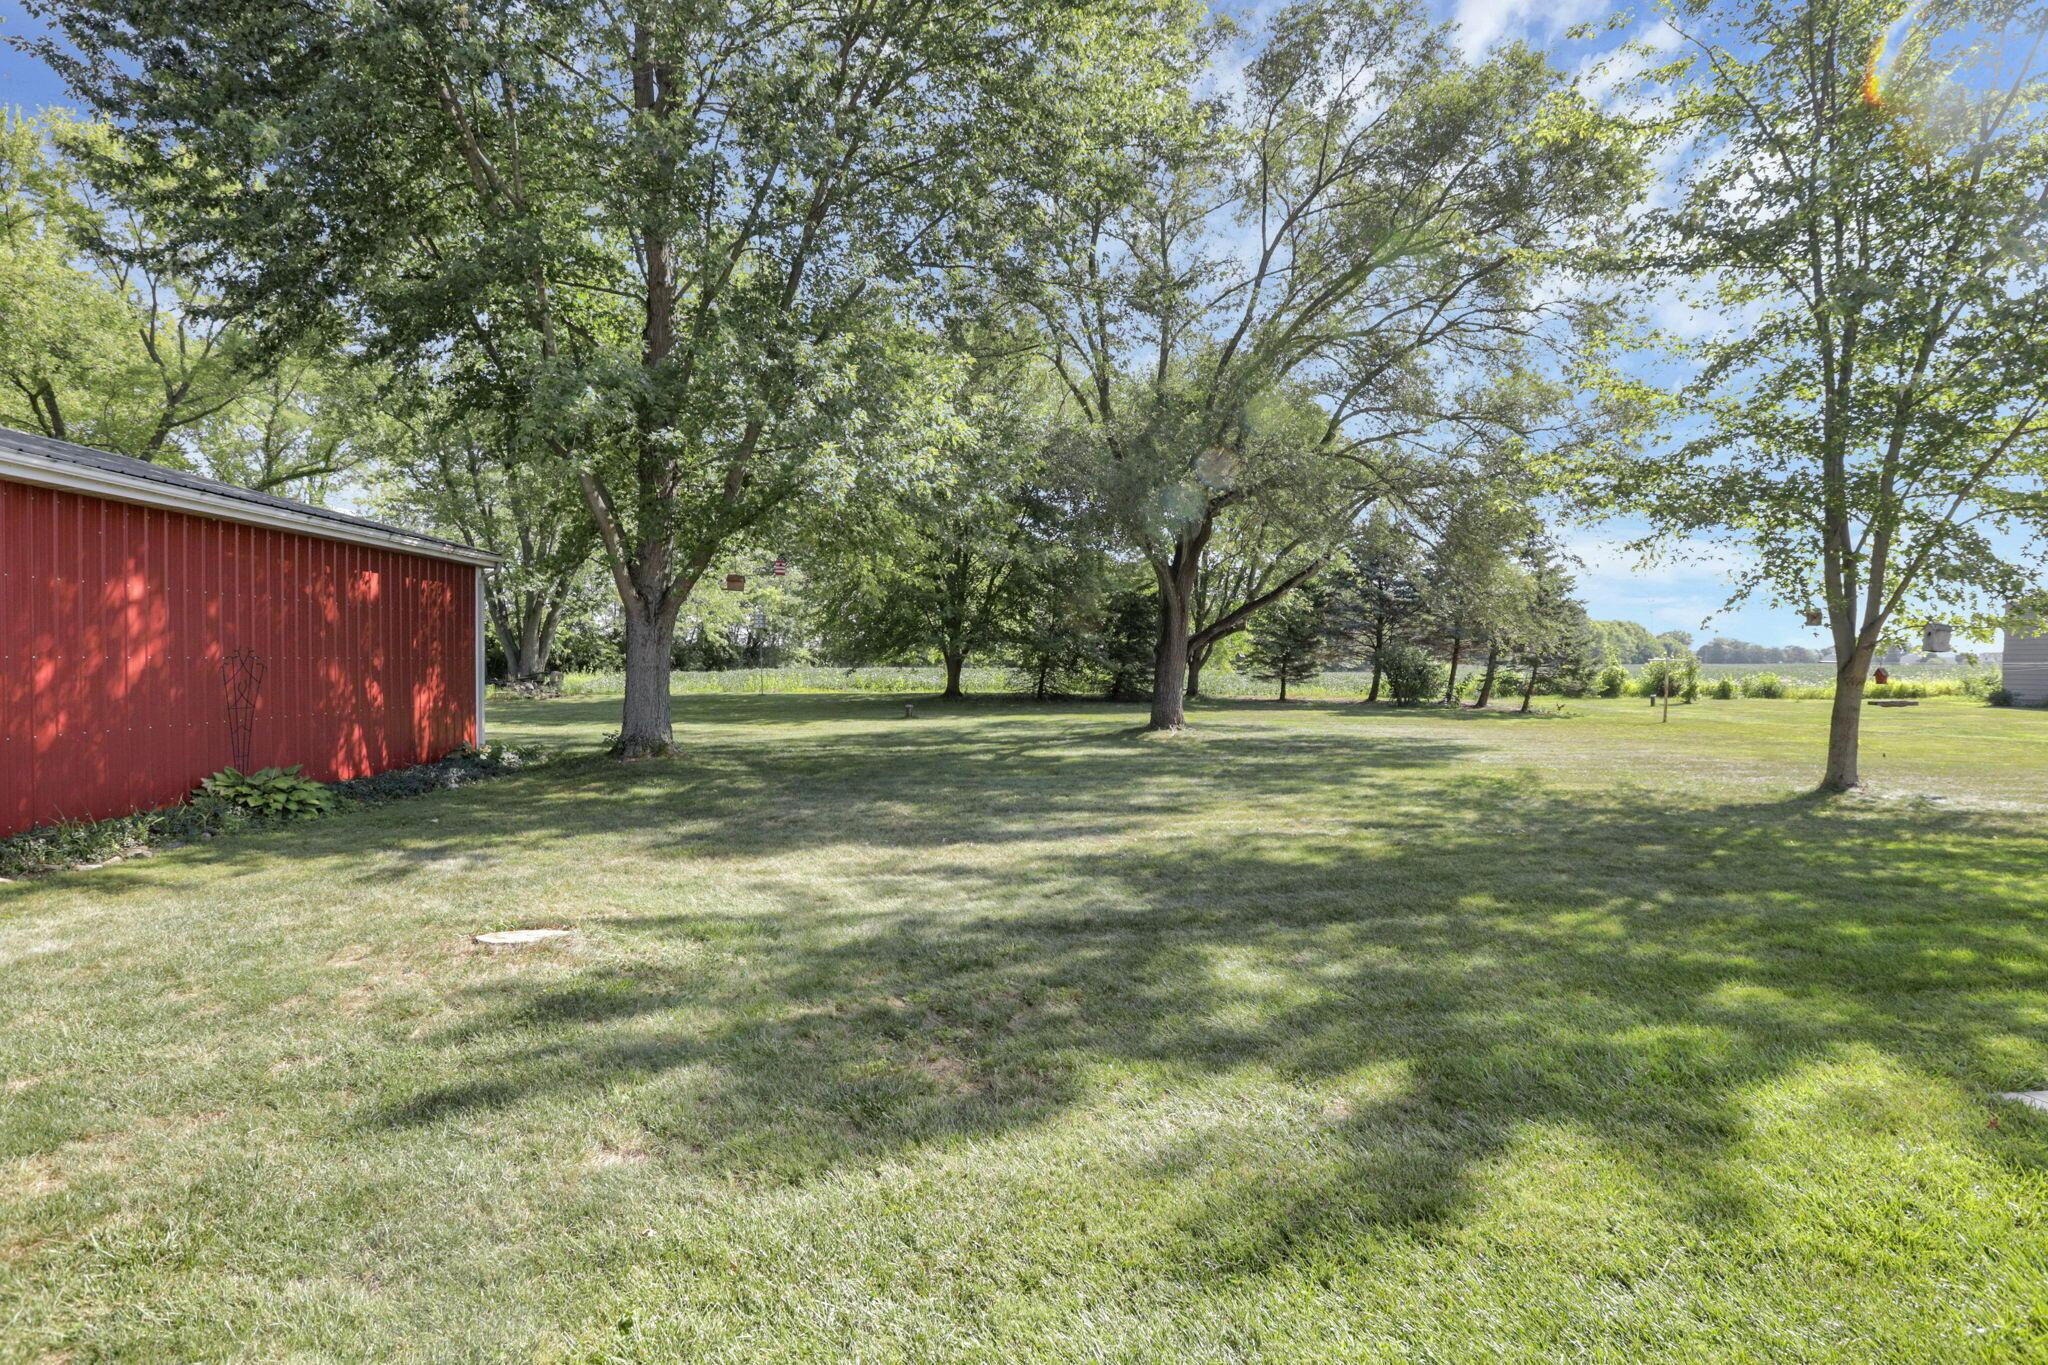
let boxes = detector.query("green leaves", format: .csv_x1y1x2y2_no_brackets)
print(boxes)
0,111,260,460
199,766,333,822
30,0,1213,744
1597,0,2048,651
1014,0,1642,638
1242,588,1334,695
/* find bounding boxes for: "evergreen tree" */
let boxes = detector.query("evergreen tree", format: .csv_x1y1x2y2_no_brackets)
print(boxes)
1502,538,1596,711
1093,588,1160,702
1243,590,1331,701
1327,514,1423,703
1416,494,1531,706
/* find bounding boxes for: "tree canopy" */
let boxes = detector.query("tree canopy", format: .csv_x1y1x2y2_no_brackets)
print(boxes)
1008,0,1643,729
32,0,1204,752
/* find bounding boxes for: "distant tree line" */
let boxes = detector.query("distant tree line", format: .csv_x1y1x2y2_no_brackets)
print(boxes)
1694,637,1825,665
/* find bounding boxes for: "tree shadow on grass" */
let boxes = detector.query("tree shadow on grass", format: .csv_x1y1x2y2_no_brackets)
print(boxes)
318,716,1485,881
343,705,2048,1280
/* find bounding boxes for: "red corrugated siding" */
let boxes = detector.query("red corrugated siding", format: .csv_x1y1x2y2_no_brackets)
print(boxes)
0,476,477,837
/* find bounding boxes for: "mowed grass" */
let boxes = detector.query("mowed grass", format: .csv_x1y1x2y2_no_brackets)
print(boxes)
6,693,2048,1361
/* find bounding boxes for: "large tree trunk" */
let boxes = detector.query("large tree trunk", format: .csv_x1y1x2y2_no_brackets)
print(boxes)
485,596,519,683
943,652,965,699
1519,662,1539,713
1474,645,1501,709
1443,632,1463,706
1186,640,1209,699
1821,648,1873,791
617,596,680,757
1367,622,1385,702
491,586,568,681
515,599,546,679
1151,595,1191,729
533,594,566,678
1148,548,1199,732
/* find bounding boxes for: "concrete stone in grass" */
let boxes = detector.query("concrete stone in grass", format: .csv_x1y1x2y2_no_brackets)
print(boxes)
1995,1091,2048,1113
474,928,575,947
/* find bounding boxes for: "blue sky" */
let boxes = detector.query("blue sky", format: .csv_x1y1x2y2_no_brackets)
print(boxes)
0,3,61,109
0,0,1860,646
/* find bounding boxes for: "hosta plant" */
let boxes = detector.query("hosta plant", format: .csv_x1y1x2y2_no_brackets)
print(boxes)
200,766,333,821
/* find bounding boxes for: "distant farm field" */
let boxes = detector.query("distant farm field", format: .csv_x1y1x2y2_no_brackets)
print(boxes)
1693,660,1998,683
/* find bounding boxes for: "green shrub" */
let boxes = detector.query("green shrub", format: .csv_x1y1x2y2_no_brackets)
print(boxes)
1990,686,2017,707
1593,662,1630,698
1742,672,1787,699
1708,677,1738,700
1960,668,2003,698
1378,644,1446,706
1636,657,1699,703
200,766,333,821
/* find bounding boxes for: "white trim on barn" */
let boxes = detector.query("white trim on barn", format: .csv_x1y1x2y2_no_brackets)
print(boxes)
475,571,489,747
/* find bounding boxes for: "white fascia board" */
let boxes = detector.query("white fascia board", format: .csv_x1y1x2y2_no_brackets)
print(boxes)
474,569,489,746
0,446,500,568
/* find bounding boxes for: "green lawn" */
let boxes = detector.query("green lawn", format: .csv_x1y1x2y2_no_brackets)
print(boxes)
6,693,2048,1361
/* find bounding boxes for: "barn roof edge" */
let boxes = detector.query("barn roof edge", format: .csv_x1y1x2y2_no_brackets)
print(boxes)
0,426,499,568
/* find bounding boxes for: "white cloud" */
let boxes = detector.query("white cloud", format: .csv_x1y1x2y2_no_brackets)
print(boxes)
1560,530,1840,643
1646,283,1728,342
1453,0,1606,57
1562,530,1754,588
1572,17,1683,110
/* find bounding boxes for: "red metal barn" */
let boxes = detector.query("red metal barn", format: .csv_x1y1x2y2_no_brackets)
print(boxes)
0,427,493,839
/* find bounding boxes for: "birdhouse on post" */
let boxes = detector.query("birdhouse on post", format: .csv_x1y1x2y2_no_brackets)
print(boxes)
724,573,745,592
1922,621,1952,653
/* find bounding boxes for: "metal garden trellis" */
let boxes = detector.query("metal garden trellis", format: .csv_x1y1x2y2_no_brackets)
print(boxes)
220,648,266,772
